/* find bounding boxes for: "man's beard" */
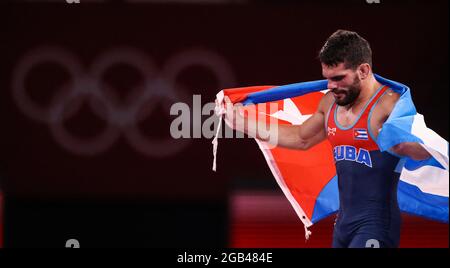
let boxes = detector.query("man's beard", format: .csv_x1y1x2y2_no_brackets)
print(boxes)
333,78,361,106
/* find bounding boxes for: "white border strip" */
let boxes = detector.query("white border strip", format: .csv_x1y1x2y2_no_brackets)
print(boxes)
254,139,313,228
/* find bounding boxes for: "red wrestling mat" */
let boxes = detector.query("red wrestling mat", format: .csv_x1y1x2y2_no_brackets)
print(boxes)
229,190,448,248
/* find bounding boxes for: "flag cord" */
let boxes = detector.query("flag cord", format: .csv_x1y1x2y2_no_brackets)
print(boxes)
304,224,312,241
212,98,226,171
212,115,223,172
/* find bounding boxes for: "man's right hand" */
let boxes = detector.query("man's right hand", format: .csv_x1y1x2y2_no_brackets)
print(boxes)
223,96,246,134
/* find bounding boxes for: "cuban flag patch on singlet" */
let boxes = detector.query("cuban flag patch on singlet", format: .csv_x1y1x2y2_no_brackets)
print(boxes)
353,128,369,140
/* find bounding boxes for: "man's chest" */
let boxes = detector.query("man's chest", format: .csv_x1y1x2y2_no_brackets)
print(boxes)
335,104,387,139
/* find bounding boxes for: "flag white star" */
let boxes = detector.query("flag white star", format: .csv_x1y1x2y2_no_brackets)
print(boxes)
269,98,312,125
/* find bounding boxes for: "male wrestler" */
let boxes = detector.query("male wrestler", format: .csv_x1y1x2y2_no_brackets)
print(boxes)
224,30,431,248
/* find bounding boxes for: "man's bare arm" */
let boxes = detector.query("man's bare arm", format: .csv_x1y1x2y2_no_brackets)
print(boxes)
390,142,431,161
223,93,332,150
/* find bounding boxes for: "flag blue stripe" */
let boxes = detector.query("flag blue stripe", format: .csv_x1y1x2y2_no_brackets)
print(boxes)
398,180,449,223
311,175,340,223
404,156,446,171
243,79,328,105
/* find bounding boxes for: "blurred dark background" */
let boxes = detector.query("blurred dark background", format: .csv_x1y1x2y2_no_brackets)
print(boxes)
0,0,448,248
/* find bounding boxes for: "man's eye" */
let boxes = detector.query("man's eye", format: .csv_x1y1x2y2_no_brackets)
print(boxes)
331,76,344,81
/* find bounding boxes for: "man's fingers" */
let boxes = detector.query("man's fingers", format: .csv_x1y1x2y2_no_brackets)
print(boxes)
221,96,248,132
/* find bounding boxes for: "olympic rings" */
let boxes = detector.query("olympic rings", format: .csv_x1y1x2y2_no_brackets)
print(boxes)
12,46,236,157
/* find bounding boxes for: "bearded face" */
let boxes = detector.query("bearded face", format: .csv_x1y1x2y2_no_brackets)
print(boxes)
321,63,363,107
331,75,361,106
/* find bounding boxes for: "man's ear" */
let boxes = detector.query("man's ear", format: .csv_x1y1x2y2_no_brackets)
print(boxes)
358,63,371,80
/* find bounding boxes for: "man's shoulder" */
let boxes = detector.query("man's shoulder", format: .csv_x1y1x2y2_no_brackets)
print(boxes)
379,88,400,106
376,87,401,115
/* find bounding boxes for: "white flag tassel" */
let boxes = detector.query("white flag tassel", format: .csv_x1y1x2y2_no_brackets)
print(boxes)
212,91,226,171
304,225,312,241
212,116,223,172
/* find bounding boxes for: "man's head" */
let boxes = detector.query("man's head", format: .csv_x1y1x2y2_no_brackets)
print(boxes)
319,30,373,106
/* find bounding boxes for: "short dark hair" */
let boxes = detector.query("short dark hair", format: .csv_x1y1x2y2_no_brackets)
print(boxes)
318,29,372,69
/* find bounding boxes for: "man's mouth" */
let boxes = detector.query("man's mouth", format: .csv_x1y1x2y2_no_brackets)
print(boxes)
333,91,346,98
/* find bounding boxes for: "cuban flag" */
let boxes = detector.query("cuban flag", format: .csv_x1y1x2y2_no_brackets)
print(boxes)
214,74,448,238
353,128,369,140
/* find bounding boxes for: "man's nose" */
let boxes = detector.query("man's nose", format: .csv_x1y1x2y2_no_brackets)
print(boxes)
328,81,338,90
